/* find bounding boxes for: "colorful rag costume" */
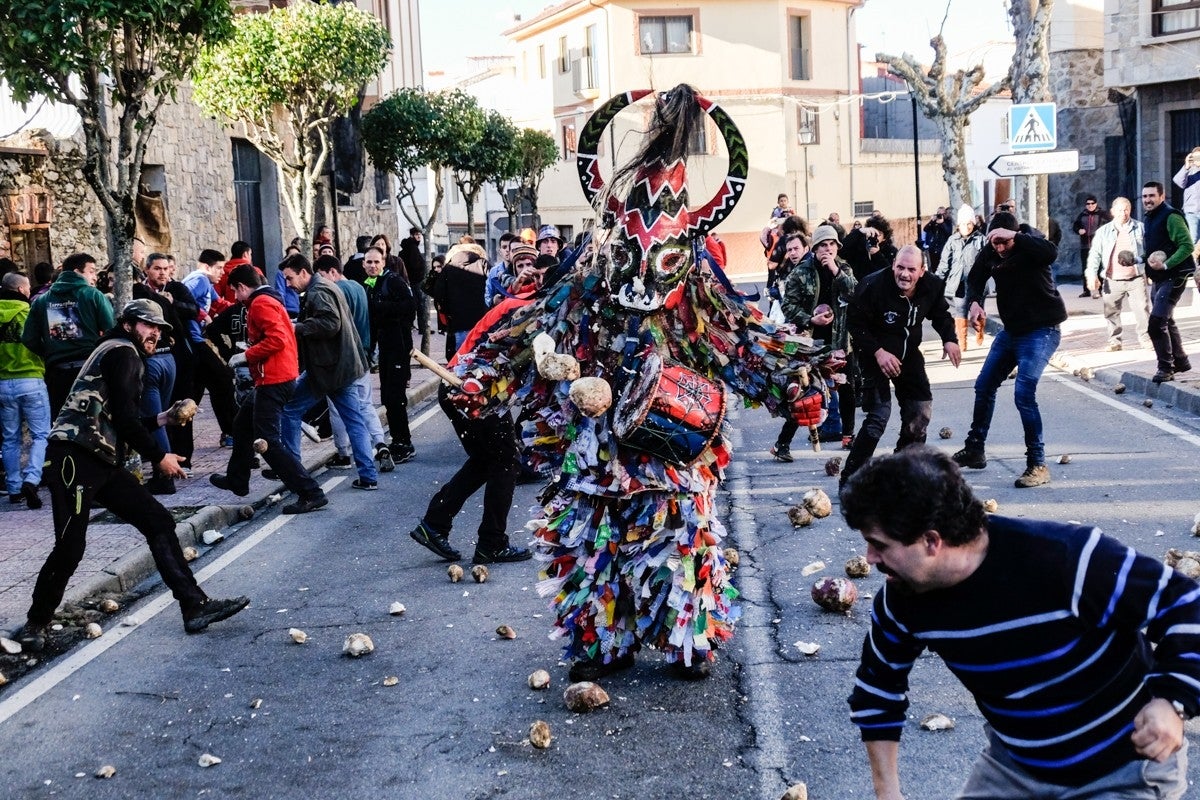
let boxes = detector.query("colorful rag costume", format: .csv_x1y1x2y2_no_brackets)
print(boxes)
449,85,838,671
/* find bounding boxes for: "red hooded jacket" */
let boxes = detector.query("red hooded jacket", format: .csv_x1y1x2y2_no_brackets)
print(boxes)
243,287,299,386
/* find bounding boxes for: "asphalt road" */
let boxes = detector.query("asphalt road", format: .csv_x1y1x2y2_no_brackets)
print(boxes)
2,335,1200,799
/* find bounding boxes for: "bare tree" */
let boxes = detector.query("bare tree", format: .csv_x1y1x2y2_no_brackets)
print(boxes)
1007,0,1055,231
877,5,1010,209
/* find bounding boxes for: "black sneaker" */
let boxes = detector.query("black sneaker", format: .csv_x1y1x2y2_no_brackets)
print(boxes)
1175,360,1192,374
328,453,354,469
145,475,176,495
951,447,987,469
568,652,636,682
8,493,22,505
22,482,42,510
262,468,279,480
210,473,249,497
352,478,378,491
472,545,532,564
1152,370,1175,384
392,442,416,464
409,521,461,561
770,443,793,463
15,621,50,651
183,596,250,634
282,494,328,514
375,444,395,473
670,658,712,681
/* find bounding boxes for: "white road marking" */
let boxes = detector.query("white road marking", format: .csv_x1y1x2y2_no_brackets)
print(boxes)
0,476,347,726
1046,373,1200,448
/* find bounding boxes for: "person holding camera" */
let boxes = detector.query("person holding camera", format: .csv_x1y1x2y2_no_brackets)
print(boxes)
1172,147,1200,242
923,207,953,272
1085,197,1150,352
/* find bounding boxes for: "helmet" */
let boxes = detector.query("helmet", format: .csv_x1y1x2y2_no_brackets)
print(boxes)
120,298,171,331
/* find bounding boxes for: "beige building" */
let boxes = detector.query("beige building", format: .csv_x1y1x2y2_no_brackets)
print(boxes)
499,0,948,274
0,0,421,275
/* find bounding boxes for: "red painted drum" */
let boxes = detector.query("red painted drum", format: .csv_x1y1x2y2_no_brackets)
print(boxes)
613,353,727,466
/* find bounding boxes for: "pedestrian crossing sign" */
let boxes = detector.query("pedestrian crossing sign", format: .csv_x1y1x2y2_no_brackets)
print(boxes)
1009,103,1057,152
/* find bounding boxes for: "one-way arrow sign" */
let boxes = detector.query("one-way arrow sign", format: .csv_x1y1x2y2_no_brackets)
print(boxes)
988,150,1080,177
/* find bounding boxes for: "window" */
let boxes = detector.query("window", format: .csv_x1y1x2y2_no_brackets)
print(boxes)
853,201,875,217
797,107,819,145
558,36,569,73
1153,0,1200,35
561,122,578,159
788,14,811,80
584,24,599,87
538,44,546,79
638,14,694,55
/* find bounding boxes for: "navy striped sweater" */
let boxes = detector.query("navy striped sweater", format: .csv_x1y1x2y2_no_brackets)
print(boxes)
848,515,1200,785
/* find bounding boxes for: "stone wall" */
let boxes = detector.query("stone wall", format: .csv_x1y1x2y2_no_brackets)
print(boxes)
1048,47,1120,279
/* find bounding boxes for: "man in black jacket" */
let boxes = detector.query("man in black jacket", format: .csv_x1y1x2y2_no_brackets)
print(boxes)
366,245,417,462
954,213,1066,488
842,245,960,484
14,300,248,651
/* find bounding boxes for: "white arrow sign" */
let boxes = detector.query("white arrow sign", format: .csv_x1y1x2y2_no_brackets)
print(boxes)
988,150,1080,177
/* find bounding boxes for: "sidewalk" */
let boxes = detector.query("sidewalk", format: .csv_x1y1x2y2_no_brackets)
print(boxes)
0,333,449,632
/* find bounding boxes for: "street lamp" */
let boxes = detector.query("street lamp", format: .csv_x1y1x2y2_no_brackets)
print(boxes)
798,115,816,220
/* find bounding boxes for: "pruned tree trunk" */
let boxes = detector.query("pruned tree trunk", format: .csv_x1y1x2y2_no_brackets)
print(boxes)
1008,0,1054,233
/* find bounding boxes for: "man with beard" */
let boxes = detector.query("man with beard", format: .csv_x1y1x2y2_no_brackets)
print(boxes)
14,300,249,650
842,245,959,484
842,447,1196,800
1140,181,1195,383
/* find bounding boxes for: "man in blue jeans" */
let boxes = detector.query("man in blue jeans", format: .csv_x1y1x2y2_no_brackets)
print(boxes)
954,212,1065,488
0,272,48,508
277,255,379,491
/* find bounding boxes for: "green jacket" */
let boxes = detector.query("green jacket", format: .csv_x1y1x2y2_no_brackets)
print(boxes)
0,295,43,379
781,253,857,351
22,270,115,368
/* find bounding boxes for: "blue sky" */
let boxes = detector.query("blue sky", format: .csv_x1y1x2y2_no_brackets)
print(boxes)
420,0,1015,80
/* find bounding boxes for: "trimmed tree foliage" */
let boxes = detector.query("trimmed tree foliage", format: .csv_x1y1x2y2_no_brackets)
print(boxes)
0,0,233,306
513,128,560,230
452,110,519,236
192,0,390,246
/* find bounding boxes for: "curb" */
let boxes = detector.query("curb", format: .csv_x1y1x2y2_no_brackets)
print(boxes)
59,374,443,610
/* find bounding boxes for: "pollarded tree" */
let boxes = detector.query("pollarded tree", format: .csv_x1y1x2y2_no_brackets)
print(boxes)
452,110,519,237
0,0,233,306
192,0,391,246
876,5,1010,210
361,87,485,353
515,128,561,229
1008,0,1055,231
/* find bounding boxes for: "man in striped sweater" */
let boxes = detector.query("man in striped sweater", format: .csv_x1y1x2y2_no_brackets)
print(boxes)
842,447,1196,799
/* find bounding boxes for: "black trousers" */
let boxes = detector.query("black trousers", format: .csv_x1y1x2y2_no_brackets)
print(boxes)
842,356,933,480
45,360,86,420
28,443,207,624
225,380,322,499
422,388,517,552
379,345,412,447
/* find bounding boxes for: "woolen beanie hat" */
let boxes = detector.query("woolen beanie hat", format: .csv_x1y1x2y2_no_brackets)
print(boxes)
810,225,841,248
956,204,976,226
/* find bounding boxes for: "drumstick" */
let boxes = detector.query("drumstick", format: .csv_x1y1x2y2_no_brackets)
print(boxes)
410,349,463,387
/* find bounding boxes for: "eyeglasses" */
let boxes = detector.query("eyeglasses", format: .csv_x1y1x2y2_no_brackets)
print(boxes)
1085,201,1097,205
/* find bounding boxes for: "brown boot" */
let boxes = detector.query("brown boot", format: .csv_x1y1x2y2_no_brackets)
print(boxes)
954,318,969,351
973,316,986,345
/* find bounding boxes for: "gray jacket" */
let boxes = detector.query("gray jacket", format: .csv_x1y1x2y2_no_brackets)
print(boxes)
1085,218,1146,284
294,273,366,396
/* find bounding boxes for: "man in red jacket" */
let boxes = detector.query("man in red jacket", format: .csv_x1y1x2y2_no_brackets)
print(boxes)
213,240,258,307
209,265,327,514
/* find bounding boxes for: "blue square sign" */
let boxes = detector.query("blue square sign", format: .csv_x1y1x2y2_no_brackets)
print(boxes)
1009,103,1057,152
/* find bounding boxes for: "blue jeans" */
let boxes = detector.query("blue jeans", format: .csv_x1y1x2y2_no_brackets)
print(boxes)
965,326,1061,467
1186,211,1199,243
330,371,385,454
140,353,176,454
0,377,51,493
282,373,378,482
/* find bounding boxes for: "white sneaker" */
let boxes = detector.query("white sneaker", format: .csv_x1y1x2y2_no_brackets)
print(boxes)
301,422,321,443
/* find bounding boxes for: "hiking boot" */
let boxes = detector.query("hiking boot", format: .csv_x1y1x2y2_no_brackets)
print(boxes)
375,444,395,473
472,545,532,564
391,442,416,464
1152,370,1175,384
1014,465,1051,488
409,521,461,561
15,621,50,651
770,443,793,463
952,447,987,469
568,652,636,682
282,494,328,514
1176,359,1192,374
183,596,250,634
328,452,354,469
210,473,249,497
145,474,176,495
22,482,42,510
670,658,712,681
351,478,378,491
